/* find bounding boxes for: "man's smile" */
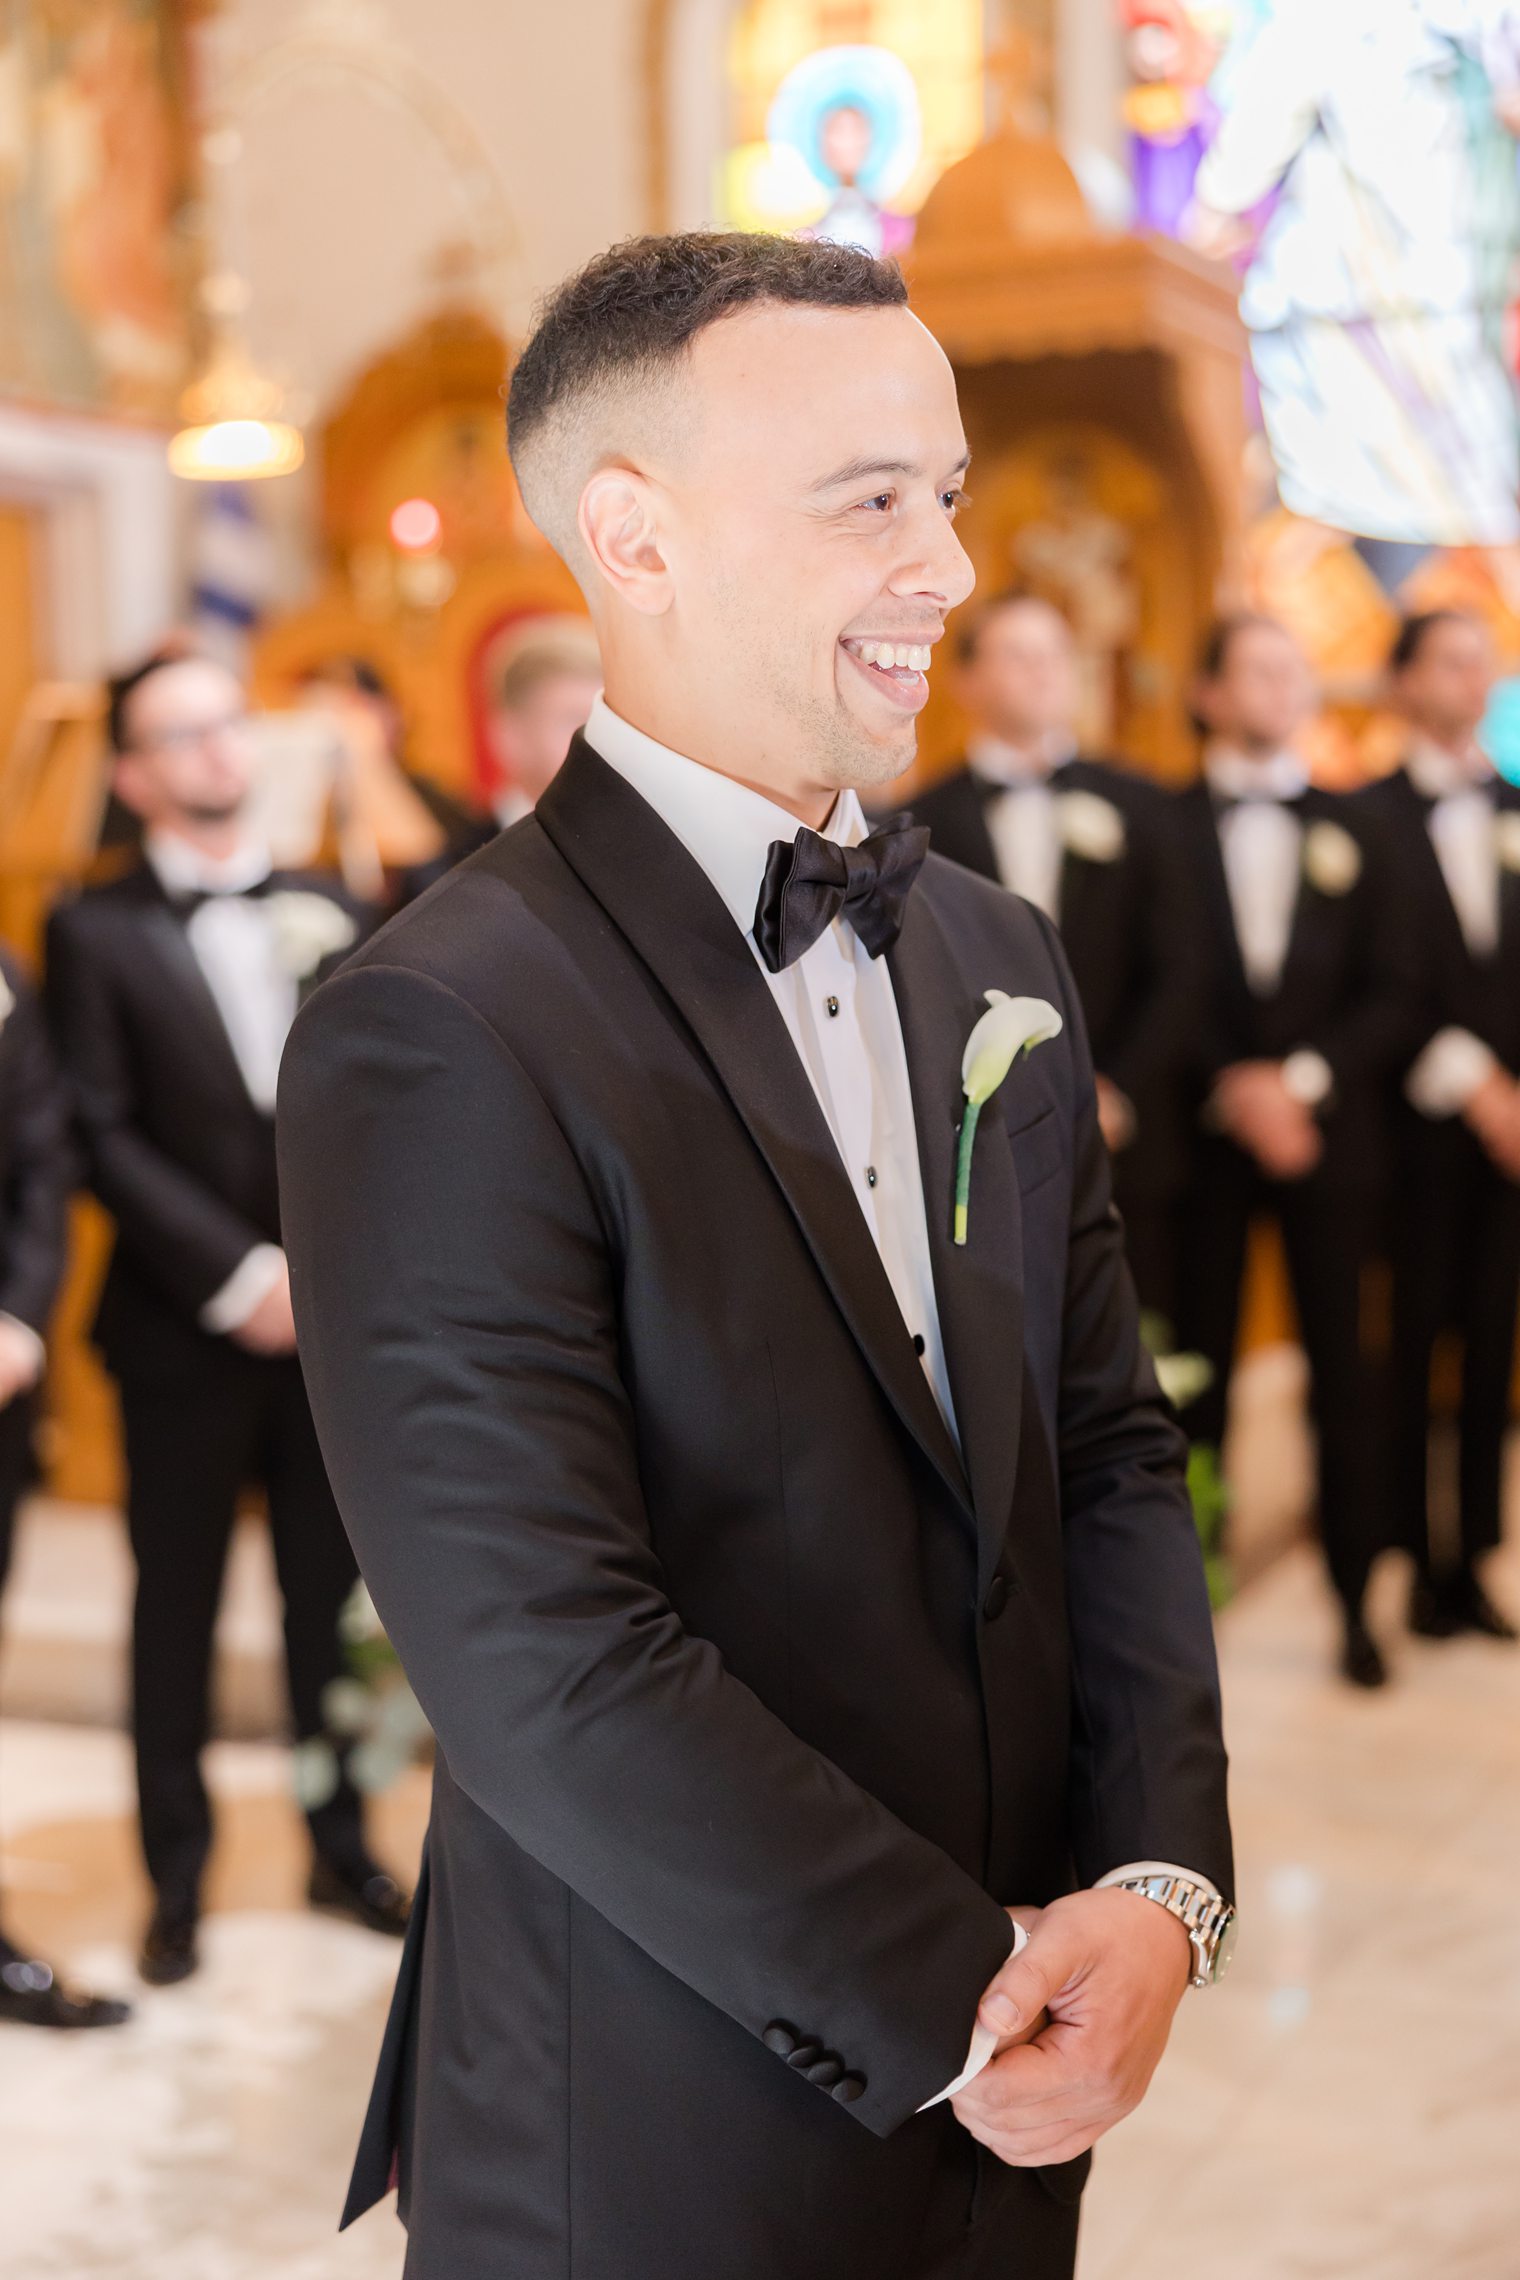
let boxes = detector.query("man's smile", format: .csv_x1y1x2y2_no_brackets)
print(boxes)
839,634,939,713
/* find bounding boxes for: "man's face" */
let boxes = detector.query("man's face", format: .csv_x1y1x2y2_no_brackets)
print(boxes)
490,670,601,804
1397,617,1495,746
956,600,1078,749
114,660,255,827
1198,622,1314,755
649,303,976,802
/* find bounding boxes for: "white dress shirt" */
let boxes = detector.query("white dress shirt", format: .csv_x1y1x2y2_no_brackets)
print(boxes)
583,698,1219,2099
1205,747,1309,996
1403,740,1504,1118
968,734,1077,922
144,829,292,1333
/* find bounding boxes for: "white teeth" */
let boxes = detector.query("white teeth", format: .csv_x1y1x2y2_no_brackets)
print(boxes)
853,640,932,672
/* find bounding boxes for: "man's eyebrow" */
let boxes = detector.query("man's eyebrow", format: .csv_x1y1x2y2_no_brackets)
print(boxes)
809,449,971,493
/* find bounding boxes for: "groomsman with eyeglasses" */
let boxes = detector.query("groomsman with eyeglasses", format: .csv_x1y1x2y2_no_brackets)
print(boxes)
1360,610,1520,1647
906,592,1198,1324
45,649,410,1989
1172,615,1416,1689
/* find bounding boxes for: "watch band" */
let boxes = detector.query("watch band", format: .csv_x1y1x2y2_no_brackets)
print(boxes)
1112,1872,1237,1989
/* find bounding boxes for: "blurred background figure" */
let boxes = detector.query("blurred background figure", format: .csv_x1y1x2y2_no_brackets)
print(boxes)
1364,612,1520,1646
483,618,602,828
43,650,408,1991
0,948,129,2030
1172,616,1412,1689
907,591,1196,1320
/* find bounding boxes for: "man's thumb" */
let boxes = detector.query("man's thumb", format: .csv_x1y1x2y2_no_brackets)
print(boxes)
977,1918,1070,2038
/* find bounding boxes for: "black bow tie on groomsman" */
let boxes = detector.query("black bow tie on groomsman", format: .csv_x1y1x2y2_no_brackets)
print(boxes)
753,812,930,973
163,875,278,923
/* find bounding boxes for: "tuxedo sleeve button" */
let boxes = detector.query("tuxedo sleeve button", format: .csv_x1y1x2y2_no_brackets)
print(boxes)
786,2040,824,2069
982,1575,1010,1622
805,2054,844,2087
831,2073,867,2104
763,2022,798,2057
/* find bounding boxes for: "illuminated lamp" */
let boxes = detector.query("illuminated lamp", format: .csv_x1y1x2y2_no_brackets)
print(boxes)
169,334,304,482
390,497,444,552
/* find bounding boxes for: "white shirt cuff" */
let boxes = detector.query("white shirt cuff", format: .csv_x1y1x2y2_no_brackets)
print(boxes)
1280,1049,1333,1109
1405,1028,1498,1119
917,1918,1028,2110
0,1313,46,1380
199,1244,286,1334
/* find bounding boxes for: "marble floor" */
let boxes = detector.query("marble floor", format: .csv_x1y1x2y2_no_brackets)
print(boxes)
3,1534,1518,2278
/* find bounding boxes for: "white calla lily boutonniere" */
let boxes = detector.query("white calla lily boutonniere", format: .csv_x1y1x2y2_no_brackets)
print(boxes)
1303,819,1361,896
265,891,358,981
1056,789,1126,864
1495,809,1520,873
955,991,1063,1246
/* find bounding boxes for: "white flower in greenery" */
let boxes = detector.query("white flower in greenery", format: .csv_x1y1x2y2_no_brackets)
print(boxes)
1056,789,1126,863
1496,810,1520,873
265,891,357,980
1303,819,1361,896
955,991,1063,1245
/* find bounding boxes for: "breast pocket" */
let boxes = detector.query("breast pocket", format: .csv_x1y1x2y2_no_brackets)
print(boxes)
1006,1102,1064,1197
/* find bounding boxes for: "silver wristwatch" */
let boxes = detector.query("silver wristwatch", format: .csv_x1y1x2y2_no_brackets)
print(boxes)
1112,1871,1238,1989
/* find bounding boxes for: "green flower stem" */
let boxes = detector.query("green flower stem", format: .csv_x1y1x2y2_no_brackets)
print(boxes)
953,1100,982,1246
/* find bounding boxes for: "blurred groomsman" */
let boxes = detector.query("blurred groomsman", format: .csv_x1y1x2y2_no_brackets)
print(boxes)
46,650,409,1987
0,951,130,2029
908,592,1197,1317
1174,616,1413,1688
1362,611,1520,1643
483,619,602,829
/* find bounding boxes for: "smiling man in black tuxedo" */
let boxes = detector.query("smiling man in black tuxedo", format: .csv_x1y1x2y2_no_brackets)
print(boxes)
278,234,1233,2280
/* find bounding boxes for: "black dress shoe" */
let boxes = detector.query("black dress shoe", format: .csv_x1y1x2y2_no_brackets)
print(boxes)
308,1856,410,1937
1454,1578,1518,1642
1340,1614,1388,1690
139,1903,200,1986
1409,1576,1464,1639
0,1953,131,2029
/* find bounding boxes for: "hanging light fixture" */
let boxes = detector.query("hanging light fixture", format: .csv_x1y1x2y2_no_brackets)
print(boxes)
168,337,305,481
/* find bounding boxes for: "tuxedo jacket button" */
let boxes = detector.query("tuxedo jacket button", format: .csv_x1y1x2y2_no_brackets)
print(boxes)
982,1575,1010,1622
805,2054,844,2087
831,2073,867,2104
786,2040,824,2069
763,2022,798,2056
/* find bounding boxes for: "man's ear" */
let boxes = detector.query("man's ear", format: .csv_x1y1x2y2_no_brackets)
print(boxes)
111,752,150,821
578,468,673,618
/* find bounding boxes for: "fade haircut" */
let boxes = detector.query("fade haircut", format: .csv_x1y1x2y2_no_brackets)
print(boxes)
1388,609,1476,674
506,232,909,564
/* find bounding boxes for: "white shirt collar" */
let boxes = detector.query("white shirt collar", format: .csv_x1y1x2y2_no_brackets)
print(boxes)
581,693,867,940
1405,736,1495,802
144,827,273,897
1204,745,1310,804
967,732,1076,788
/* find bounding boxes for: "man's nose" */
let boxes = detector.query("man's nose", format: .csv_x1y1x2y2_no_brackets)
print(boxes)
893,509,975,614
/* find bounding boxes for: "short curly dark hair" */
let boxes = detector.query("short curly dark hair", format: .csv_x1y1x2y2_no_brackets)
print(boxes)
506,231,907,486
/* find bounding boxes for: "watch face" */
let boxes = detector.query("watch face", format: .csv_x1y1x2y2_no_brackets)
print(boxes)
1212,1909,1240,1985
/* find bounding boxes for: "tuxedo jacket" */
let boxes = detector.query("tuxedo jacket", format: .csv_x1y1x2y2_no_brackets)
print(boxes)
1355,766,1520,1086
277,738,1232,2280
45,863,367,1385
1171,779,1418,1189
0,948,73,1341
908,760,1199,1198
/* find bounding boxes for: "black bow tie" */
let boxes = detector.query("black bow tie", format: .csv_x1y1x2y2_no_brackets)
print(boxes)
164,874,277,923
1212,788,1309,817
753,812,929,973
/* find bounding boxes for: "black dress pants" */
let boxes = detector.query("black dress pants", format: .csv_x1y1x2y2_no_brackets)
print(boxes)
909,2125,1084,2279
0,1391,34,1594
1388,1120,1520,1580
118,1344,365,1902
1176,1138,1381,1613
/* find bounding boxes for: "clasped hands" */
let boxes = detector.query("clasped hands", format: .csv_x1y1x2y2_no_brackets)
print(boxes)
1464,1068,1520,1184
950,1887,1192,2169
1211,1061,1321,1180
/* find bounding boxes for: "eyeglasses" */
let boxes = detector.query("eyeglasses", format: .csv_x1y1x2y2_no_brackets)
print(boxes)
133,712,251,754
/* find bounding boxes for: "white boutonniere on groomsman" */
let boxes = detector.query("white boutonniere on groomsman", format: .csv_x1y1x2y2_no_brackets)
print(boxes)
954,991,1063,1246
1495,809,1520,873
264,891,358,982
0,967,13,1036
1055,788,1126,864
1302,818,1362,896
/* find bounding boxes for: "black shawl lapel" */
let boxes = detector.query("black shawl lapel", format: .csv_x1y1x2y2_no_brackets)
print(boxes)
124,867,262,1110
535,739,972,1519
887,883,1026,1593
1497,781,1520,956
1184,782,1255,1023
